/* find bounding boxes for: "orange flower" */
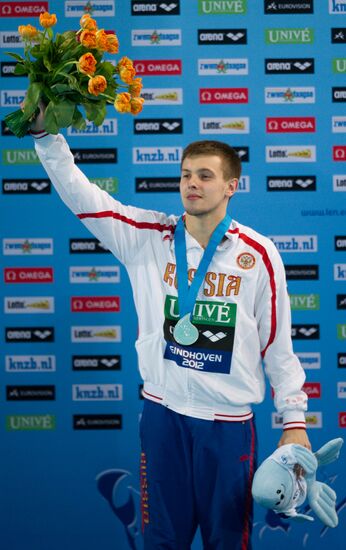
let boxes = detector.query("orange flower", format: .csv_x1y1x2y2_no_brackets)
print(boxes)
80,14,97,31
80,30,97,49
129,78,143,97
118,57,136,83
18,24,39,40
95,29,109,51
88,75,107,96
78,53,97,76
106,33,119,54
39,12,57,28
118,56,133,70
114,92,132,113
130,97,145,115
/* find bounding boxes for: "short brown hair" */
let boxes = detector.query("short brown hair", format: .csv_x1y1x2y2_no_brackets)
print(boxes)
181,140,242,180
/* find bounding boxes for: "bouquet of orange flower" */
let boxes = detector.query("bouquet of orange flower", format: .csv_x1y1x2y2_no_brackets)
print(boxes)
5,11,144,137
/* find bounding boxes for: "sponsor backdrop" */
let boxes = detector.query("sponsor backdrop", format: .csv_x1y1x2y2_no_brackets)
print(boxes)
1,0,346,549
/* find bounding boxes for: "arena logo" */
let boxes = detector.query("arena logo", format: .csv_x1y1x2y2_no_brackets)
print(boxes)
71,325,122,342
266,117,315,133
72,355,121,371
74,414,122,430
5,297,55,314
199,88,248,104
0,31,22,48
71,296,120,312
333,58,346,73
272,412,322,429
296,352,321,370
200,117,250,134
89,177,118,193
337,294,346,309
72,384,122,401
131,1,180,15
71,148,117,164
5,355,56,372
6,385,55,401
2,178,51,194
338,324,346,340
335,235,346,250
140,88,183,105
333,175,346,191
198,0,247,14
291,324,320,340
332,116,346,133
334,263,346,280
329,0,346,14
338,382,346,398
267,176,316,191
2,149,40,165
198,29,247,45
133,147,182,164
6,414,56,431
303,382,321,398
5,327,54,343
134,118,183,134
265,28,314,44
339,353,346,367
289,293,319,310
237,175,250,193
0,1,48,17
65,0,115,17
264,0,313,13
269,235,318,252
69,238,111,254
134,60,182,75
198,58,248,75
331,28,346,43
333,87,346,102
4,267,54,283
69,266,120,283
1,62,20,76
136,177,180,192
131,29,181,46
285,264,319,280
266,145,316,162
67,119,117,136
3,238,53,256
333,146,346,161
265,58,314,74
265,87,315,104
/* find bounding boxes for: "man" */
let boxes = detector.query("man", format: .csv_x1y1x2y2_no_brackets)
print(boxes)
30,111,310,549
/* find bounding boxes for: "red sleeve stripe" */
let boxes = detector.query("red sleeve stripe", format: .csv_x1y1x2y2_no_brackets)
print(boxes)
77,210,175,233
228,228,277,358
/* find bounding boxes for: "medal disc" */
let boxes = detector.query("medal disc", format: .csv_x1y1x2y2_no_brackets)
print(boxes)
173,313,199,345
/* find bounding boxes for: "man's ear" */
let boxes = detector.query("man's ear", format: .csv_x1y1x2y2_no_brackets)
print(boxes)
226,178,238,198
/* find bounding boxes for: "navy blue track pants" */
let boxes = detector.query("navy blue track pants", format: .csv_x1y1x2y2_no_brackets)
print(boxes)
140,399,257,550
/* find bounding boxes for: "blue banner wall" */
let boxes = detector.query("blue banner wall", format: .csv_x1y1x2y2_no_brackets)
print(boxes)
1,1,346,549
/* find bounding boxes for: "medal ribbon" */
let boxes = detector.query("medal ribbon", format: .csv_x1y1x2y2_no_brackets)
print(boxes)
174,213,232,321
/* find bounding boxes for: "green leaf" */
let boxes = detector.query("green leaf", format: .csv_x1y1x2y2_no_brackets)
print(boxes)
51,83,74,95
93,102,107,126
43,101,59,134
14,63,29,76
30,45,45,59
97,61,116,79
23,82,43,119
54,99,76,127
72,107,87,130
5,52,25,62
82,100,99,122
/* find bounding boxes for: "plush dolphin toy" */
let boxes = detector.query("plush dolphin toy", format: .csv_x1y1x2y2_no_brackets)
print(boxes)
252,438,344,527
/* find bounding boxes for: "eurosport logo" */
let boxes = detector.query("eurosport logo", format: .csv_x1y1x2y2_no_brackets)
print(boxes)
6,415,56,431
198,0,247,14
198,59,248,76
269,235,318,252
265,28,314,44
0,2,48,17
65,1,115,17
272,412,322,429
333,146,346,161
296,352,321,370
292,324,320,339
199,88,248,104
5,355,56,372
71,149,117,164
4,267,53,283
290,293,319,310
200,117,249,134
71,326,122,343
264,0,313,13
131,1,180,15
333,58,346,73
134,60,181,76
5,327,54,343
339,353,346,367
2,179,51,194
267,176,316,191
3,238,53,255
71,296,120,313
335,235,346,250
67,119,117,136
133,147,182,164
333,87,346,102
198,29,247,45
4,297,54,314
303,382,321,399
331,28,346,44
2,149,39,165
285,264,319,280
265,58,314,74
265,87,315,104
69,239,111,254
334,175,346,191
134,118,183,134
337,294,346,309
6,385,55,401
333,116,346,133
141,88,183,105
0,31,22,48
338,382,346,398
266,146,316,162
329,0,346,14
266,117,315,133
334,264,346,280
72,355,121,371
72,384,122,401
1,62,20,76
136,177,180,192
69,266,120,283
73,414,122,430
0,90,25,107
238,176,250,193
131,29,181,46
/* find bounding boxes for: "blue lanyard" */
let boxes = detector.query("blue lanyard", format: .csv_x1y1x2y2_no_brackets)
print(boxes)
174,213,232,319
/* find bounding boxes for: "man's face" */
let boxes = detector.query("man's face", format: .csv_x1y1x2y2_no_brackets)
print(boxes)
180,155,237,218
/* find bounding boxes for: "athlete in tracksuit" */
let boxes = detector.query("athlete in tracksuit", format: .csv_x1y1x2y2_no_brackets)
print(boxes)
32,129,310,549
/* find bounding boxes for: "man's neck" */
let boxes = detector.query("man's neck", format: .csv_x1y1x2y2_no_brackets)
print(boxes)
184,212,227,249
